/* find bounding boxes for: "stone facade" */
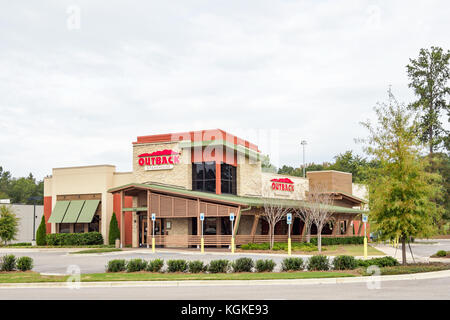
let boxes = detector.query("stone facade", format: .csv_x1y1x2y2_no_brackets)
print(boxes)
237,153,262,197
133,142,192,189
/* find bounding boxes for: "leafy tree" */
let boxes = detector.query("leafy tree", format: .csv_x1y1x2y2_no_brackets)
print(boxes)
36,215,47,245
406,46,449,154
260,154,277,173
428,152,450,230
109,212,120,245
0,205,20,245
0,167,43,204
360,90,444,264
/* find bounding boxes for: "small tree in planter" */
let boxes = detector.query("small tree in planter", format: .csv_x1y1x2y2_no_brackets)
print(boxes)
0,205,19,246
109,212,120,245
36,215,47,245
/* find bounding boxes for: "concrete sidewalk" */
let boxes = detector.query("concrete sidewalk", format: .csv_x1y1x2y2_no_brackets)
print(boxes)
1,269,450,289
372,244,427,263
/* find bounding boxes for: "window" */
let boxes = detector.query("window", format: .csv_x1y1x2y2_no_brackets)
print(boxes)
192,162,216,193
59,223,70,233
88,215,100,232
221,163,237,195
74,223,85,233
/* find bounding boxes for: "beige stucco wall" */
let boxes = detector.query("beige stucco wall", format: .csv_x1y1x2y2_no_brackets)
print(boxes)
261,172,308,200
132,142,192,189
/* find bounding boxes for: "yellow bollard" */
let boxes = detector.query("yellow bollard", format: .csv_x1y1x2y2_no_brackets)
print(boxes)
152,237,155,253
201,237,204,253
364,236,368,260
231,237,235,254
288,238,292,256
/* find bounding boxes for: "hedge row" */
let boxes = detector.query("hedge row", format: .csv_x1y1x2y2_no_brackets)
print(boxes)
106,255,398,273
46,232,103,246
241,237,364,251
309,236,364,245
0,255,34,271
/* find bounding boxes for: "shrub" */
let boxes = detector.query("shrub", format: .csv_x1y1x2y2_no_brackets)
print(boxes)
108,212,120,245
281,257,304,271
240,242,317,252
231,258,254,272
16,256,33,271
208,259,230,273
310,236,364,246
1,254,16,271
333,255,357,270
146,259,164,272
106,259,126,272
127,259,147,272
46,232,103,246
356,256,399,268
436,250,447,257
7,243,32,247
188,260,205,273
255,259,276,272
36,215,47,246
307,255,330,271
167,259,188,273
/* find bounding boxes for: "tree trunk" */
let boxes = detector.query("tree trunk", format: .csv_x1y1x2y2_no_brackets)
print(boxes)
269,224,274,250
306,223,311,243
401,235,407,265
317,226,322,253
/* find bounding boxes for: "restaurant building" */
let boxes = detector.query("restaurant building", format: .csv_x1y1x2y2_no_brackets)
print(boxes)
43,129,368,248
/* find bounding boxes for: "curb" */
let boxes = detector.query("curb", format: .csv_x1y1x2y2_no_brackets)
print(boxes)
1,270,449,289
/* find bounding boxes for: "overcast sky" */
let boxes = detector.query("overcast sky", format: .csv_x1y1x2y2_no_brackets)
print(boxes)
0,0,449,180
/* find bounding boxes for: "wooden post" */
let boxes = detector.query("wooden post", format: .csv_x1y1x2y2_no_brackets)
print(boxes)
147,191,151,248
216,217,221,248
250,215,259,242
120,191,124,248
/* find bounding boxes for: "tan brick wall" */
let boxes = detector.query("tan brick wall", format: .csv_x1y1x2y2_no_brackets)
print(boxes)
237,154,262,197
133,142,192,189
307,170,353,194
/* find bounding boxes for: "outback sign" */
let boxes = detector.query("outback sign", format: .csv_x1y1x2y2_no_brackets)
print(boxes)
270,178,294,192
138,149,181,171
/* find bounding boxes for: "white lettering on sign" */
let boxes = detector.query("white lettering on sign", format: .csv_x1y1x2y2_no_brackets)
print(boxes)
144,165,174,171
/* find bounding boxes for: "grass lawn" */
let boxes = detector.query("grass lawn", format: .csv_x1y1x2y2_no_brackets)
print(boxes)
70,248,122,254
80,271,356,282
0,272,68,283
361,263,450,276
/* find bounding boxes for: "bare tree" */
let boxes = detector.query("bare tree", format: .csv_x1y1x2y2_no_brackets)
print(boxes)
293,205,313,243
306,184,335,252
261,186,289,249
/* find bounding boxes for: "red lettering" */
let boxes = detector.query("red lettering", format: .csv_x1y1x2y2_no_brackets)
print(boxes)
151,157,155,165
272,182,276,190
156,157,161,165
168,156,173,164
145,158,151,165
138,158,144,166
173,156,180,164
162,157,168,165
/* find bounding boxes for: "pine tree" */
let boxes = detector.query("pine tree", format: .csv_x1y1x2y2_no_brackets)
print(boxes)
36,215,47,245
108,212,120,245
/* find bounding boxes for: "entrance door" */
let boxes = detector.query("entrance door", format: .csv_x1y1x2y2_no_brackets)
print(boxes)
139,215,148,247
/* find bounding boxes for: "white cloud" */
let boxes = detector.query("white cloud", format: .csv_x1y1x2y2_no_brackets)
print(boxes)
0,0,449,179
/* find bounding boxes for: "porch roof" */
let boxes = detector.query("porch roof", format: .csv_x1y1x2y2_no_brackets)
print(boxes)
108,183,368,215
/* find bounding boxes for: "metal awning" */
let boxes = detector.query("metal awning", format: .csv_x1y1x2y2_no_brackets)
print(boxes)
77,200,100,223
48,200,70,223
62,200,85,223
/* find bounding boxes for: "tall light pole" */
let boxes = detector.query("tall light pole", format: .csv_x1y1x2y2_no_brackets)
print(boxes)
301,140,307,178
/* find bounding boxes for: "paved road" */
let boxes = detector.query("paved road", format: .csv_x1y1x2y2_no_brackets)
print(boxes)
0,277,449,299
0,249,303,274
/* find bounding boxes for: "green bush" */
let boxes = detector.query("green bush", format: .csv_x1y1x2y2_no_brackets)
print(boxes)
16,256,33,271
310,236,364,246
1,254,16,271
188,260,205,273
167,259,188,272
46,232,103,246
333,255,357,270
307,255,330,271
7,242,32,247
255,259,276,272
108,212,120,245
356,256,399,268
232,258,254,272
436,250,447,257
36,215,47,246
106,259,126,272
208,259,230,273
146,259,164,272
127,259,147,272
281,257,304,271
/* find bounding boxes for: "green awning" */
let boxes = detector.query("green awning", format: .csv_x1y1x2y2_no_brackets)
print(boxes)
62,200,85,223
77,200,100,223
48,200,71,223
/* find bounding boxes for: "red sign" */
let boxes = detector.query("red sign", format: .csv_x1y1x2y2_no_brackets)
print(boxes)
270,178,294,192
138,149,180,170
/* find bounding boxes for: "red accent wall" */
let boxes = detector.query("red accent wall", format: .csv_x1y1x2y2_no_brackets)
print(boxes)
43,196,52,234
113,193,133,246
